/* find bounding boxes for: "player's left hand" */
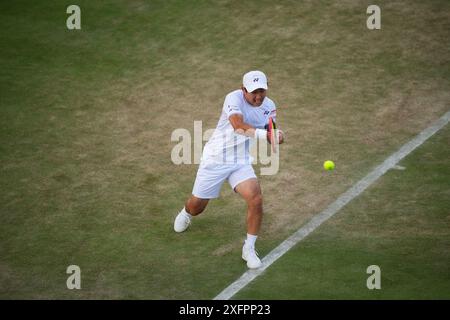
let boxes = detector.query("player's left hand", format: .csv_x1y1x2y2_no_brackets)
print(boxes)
277,129,285,144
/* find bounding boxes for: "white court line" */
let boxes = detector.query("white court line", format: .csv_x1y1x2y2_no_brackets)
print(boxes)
214,110,450,300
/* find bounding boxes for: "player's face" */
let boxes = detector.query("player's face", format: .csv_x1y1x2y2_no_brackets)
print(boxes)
243,87,266,107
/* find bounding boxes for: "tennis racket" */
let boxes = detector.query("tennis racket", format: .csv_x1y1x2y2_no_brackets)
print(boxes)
268,116,277,153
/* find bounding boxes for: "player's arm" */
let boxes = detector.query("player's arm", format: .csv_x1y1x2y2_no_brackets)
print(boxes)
228,114,266,139
229,114,285,143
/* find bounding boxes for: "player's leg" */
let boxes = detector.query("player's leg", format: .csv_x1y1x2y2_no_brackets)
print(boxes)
234,178,263,235
174,162,229,233
185,195,209,216
234,178,263,269
228,165,263,268
234,178,263,240
174,195,209,233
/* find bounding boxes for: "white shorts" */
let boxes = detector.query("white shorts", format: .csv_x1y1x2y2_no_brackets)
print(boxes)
192,162,257,199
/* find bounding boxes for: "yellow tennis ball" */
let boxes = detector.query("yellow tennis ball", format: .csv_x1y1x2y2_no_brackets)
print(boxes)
324,160,335,171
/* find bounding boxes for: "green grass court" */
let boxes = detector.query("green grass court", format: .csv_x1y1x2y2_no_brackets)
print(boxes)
1,1,449,299
235,124,450,299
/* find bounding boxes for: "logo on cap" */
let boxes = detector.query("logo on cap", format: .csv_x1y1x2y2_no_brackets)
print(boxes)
253,78,259,82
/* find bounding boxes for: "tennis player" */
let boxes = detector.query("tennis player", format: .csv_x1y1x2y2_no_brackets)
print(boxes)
174,71,284,269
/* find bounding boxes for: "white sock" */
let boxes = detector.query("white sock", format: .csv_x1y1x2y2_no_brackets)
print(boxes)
245,234,258,248
181,207,192,219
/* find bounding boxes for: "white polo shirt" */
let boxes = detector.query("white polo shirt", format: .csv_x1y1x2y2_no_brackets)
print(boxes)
201,89,277,165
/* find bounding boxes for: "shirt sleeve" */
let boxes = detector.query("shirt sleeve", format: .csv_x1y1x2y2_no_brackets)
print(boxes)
223,93,243,118
268,99,277,124
270,108,277,124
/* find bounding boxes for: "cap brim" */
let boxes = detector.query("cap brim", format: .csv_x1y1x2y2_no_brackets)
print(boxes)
245,83,268,93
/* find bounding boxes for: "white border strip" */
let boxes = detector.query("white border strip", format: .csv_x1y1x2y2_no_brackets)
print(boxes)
214,110,450,300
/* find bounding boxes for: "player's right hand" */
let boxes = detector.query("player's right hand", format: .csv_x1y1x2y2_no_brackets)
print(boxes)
266,129,284,144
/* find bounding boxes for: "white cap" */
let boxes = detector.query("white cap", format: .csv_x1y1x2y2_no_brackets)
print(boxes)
243,70,268,93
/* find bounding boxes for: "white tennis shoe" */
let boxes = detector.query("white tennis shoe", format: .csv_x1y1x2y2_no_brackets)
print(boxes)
174,211,191,232
242,244,262,269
